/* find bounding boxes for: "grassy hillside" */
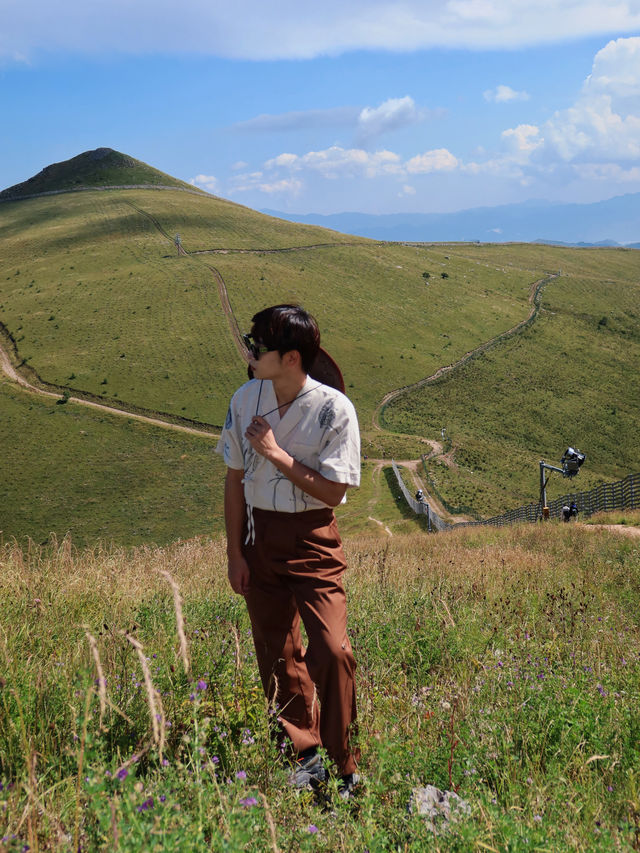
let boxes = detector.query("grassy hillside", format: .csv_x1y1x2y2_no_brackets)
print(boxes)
0,148,204,200
0,381,227,547
0,189,535,427
382,243,640,515
1,523,639,850
1,155,638,544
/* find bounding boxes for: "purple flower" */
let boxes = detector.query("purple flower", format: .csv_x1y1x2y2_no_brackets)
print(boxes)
534,814,542,823
137,797,154,812
211,756,220,764
239,796,258,808
308,824,319,834
607,785,613,792
116,768,128,781
160,794,167,802
236,770,247,780
597,685,607,697
197,679,207,691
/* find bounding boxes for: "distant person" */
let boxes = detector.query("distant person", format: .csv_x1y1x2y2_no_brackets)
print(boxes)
570,502,578,519
562,504,571,522
216,304,361,799
415,489,424,503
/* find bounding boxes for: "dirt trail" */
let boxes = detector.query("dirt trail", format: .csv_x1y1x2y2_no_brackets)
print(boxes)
0,339,219,439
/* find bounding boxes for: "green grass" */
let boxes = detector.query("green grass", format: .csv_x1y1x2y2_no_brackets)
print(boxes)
382,247,640,515
0,381,227,548
1,185,639,543
1,523,639,850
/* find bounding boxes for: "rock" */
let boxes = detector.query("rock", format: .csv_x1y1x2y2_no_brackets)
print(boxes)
409,785,471,834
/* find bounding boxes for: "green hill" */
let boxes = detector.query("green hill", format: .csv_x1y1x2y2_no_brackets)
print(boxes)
0,152,638,546
0,147,205,201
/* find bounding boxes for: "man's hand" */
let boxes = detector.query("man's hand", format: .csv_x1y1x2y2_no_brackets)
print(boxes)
228,553,251,596
245,416,280,460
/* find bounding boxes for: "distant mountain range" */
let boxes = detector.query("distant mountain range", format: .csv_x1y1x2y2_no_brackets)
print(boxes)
263,194,640,247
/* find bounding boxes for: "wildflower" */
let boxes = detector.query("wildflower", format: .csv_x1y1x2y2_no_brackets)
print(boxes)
160,795,167,802
607,785,613,792
597,685,607,697
116,768,128,781
308,824,319,834
162,758,169,767
137,797,154,812
197,679,207,691
239,796,258,808
534,814,542,823
211,756,220,764
236,770,247,780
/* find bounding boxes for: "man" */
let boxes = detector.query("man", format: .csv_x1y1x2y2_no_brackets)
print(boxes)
216,304,361,797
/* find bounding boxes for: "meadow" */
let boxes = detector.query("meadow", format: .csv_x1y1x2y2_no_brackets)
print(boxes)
382,244,640,516
1,176,638,545
1,522,639,850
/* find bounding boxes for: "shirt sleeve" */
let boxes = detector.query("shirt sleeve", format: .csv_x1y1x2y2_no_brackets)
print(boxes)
215,393,244,470
317,396,361,487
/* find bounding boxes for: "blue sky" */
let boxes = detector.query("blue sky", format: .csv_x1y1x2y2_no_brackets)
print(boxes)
1,1,639,214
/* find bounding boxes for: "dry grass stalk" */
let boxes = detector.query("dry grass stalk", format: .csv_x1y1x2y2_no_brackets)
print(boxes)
439,598,456,628
230,622,243,713
259,792,282,853
85,630,107,730
123,632,165,755
157,568,191,677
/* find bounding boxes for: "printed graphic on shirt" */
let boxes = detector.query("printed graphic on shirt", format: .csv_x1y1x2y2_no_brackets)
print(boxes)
318,399,335,430
225,407,233,429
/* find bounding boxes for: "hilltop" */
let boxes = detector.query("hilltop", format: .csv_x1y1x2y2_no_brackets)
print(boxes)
0,147,206,201
0,150,638,546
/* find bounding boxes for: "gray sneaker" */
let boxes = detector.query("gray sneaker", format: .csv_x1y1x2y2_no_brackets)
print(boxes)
337,772,360,800
289,751,328,790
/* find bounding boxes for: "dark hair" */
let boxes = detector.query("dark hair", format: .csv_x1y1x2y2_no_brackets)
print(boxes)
250,304,320,373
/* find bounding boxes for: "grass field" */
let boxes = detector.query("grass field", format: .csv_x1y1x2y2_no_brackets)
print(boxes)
382,245,640,515
0,381,227,548
1,522,639,850
1,179,638,544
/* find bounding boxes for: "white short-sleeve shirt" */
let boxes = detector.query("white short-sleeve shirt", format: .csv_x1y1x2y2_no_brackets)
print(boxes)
216,375,361,513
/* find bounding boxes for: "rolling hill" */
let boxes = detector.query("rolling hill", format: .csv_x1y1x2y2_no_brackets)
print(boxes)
1,150,638,546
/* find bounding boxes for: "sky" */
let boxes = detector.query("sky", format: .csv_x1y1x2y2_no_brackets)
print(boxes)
1,1,640,215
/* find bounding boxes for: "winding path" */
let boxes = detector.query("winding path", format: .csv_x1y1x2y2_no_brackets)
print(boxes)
372,273,557,429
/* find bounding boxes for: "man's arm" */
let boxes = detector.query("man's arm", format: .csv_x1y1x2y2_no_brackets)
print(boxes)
244,416,348,507
224,467,251,595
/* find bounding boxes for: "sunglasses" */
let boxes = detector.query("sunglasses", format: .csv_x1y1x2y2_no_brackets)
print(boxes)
242,334,274,360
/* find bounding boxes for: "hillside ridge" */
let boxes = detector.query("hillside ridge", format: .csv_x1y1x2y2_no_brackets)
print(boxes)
0,147,206,201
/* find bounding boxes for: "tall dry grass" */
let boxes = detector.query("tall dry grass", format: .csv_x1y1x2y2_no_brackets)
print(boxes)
1,523,639,850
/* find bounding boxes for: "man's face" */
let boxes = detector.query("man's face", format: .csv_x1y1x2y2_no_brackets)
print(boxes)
249,345,285,380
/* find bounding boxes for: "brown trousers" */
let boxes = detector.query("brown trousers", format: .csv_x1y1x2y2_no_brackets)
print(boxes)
244,507,359,775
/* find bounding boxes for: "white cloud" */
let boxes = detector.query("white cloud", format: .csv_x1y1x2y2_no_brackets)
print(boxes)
357,96,424,142
401,185,417,195
189,173,219,192
4,1,640,62
586,36,640,97
539,37,640,162
501,124,542,155
406,149,459,173
484,84,530,103
234,106,359,132
267,146,403,179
